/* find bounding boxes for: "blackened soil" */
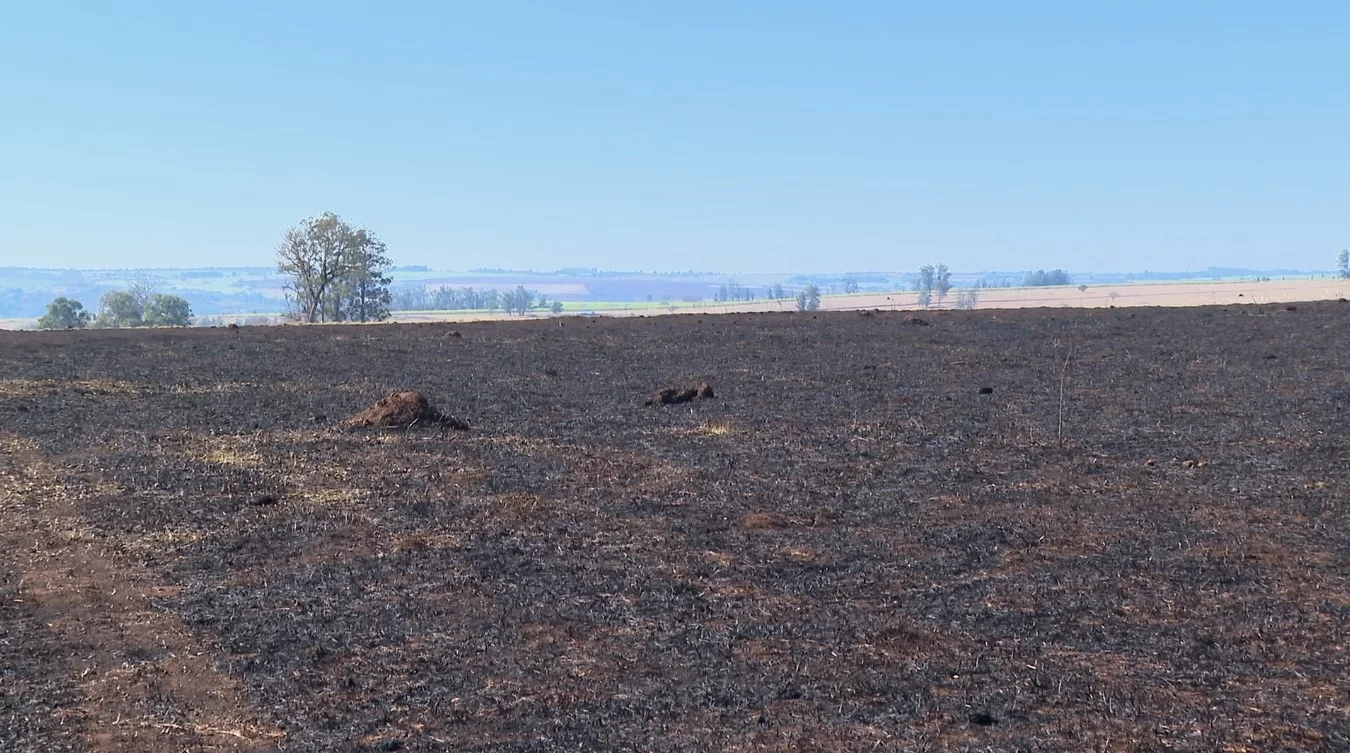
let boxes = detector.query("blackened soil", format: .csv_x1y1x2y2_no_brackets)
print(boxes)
1,305,1348,751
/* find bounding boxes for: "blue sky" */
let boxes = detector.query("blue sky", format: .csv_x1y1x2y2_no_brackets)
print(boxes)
1,2,1346,273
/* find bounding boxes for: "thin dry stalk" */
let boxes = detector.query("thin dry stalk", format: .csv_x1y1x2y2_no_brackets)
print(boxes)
1057,341,1075,445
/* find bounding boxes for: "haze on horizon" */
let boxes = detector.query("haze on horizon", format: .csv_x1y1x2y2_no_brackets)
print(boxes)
2,3,1346,274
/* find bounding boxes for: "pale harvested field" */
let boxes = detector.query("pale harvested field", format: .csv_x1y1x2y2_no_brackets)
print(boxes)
390,278,1350,323
820,278,1350,312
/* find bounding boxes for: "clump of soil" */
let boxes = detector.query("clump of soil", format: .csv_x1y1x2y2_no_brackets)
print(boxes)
645,382,715,406
344,390,469,430
742,512,787,530
902,316,930,326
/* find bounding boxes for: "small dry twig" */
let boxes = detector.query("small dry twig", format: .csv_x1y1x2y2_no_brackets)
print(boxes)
1057,338,1075,445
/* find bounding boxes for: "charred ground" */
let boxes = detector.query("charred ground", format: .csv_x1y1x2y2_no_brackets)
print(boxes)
1,305,1347,751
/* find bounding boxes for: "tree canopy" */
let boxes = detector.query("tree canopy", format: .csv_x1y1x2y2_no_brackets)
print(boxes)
143,294,193,326
96,290,143,328
796,284,821,312
1023,269,1072,286
934,263,952,304
277,212,393,323
37,297,92,329
501,285,535,316
92,286,193,328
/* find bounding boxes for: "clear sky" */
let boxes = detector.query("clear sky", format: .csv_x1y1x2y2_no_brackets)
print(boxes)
1,2,1346,273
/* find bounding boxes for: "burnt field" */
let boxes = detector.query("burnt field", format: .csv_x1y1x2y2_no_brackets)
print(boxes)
1,304,1348,752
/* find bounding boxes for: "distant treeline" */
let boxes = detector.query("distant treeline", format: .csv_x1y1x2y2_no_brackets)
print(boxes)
1022,269,1072,286
391,285,557,315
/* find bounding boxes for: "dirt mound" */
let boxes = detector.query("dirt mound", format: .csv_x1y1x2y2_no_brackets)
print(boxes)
344,390,469,430
645,382,715,406
901,316,930,326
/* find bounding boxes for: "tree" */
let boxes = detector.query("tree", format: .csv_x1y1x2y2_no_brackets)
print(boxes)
327,234,393,322
1338,249,1349,279
128,274,159,313
915,265,935,307
391,286,430,311
843,275,860,294
499,287,518,314
143,294,193,327
771,283,785,299
550,300,564,315
96,290,143,328
503,285,534,316
954,289,979,310
715,279,746,303
795,284,821,312
277,212,390,323
934,264,952,306
37,297,91,329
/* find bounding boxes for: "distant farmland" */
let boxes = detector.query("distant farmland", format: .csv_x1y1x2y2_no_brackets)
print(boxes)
389,277,1350,323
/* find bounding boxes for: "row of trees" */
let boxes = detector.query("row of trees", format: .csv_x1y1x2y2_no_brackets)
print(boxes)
908,264,1077,310
394,285,501,311
37,286,193,330
713,280,803,303
1337,249,1349,279
714,280,759,303
1023,269,1072,286
711,280,858,306
500,285,559,316
390,285,563,316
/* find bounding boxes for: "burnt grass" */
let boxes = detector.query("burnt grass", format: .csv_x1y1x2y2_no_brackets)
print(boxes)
2,304,1349,751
